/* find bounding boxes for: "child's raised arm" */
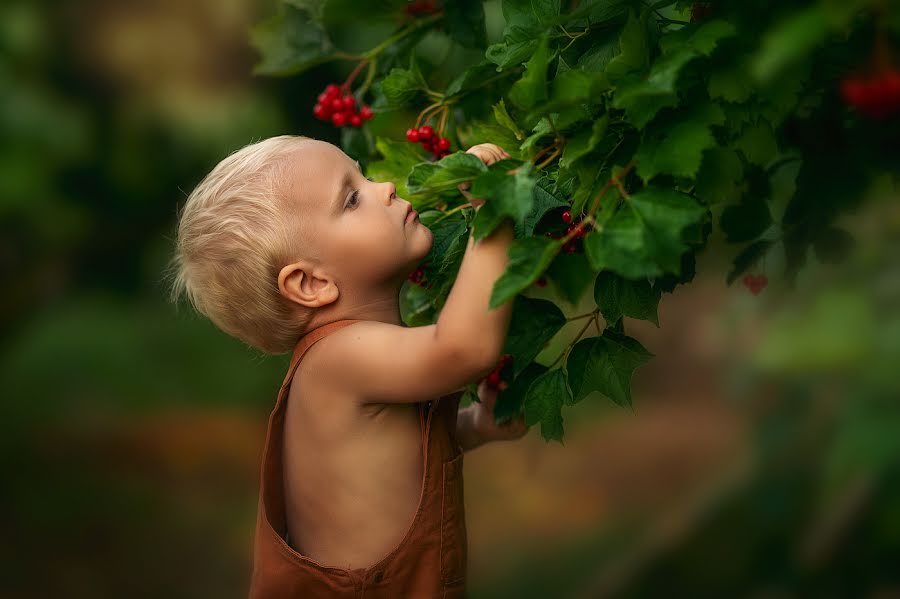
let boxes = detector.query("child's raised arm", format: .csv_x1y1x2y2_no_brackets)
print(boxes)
318,143,516,407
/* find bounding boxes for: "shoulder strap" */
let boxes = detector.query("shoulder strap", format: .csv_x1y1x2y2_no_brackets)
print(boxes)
278,319,364,393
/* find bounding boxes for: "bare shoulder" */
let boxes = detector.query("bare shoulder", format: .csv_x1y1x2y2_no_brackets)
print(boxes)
304,319,486,406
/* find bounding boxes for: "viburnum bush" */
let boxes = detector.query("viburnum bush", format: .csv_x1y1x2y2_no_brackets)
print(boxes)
250,0,900,442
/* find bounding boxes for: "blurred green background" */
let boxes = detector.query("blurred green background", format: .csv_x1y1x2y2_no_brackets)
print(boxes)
1,1,898,597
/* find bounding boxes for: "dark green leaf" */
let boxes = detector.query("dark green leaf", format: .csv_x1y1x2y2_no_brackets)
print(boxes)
594,270,661,326
407,151,488,194
490,235,561,309
567,328,653,408
523,367,569,442
508,34,552,110
503,295,567,378
442,0,488,49
470,161,538,241
249,4,336,76
547,250,596,306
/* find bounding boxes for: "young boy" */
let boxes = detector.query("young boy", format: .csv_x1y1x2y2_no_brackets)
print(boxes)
168,135,530,598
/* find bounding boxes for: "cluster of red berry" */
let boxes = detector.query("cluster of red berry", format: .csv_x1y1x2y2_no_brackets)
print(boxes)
405,125,452,160
544,209,588,253
742,273,769,295
403,0,438,16
483,354,513,392
690,2,714,22
313,84,375,128
840,68,900,119
407,264,433,288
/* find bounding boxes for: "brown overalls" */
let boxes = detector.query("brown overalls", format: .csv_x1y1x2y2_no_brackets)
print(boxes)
248,319,469,598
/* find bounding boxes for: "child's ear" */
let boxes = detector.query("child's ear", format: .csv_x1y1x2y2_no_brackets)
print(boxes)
277,261,339,309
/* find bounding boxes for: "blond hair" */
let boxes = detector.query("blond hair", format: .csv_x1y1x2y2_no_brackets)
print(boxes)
164,134,317,355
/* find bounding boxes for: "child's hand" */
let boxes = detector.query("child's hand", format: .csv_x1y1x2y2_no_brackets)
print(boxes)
457,143,511,207
470,377,530,443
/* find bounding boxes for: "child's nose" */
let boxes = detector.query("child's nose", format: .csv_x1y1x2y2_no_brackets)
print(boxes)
383,181,397,202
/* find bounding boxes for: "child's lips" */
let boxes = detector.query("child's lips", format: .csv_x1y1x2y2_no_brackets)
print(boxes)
405,209,418,224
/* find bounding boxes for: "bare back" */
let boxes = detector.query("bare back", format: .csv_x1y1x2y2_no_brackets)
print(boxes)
281,332,428,570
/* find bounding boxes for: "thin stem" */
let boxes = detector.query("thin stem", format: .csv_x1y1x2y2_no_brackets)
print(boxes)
341,59,369,93
356,58,378,98
415,101,445,128
536,146,562,170
438,105,449,137
548,311,599,369
431,201,475,224
567,311,596,321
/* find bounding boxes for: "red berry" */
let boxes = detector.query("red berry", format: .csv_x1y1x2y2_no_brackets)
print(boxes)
341,95,356,111
331,112,347,127
330,98,344,112
360,105,374,120
536,276,547,287
313,103,329,120
324,84,341,98
436,137,450,152
317,92,330,104
418,125,434,141
422,140,435,153
350,114,362,127
562,210,572,223
406,128,420,143
486,370,502,387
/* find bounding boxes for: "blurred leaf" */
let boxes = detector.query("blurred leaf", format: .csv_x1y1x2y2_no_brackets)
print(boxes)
249,3,336,76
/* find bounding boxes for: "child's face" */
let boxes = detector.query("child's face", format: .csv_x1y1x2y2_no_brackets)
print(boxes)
282,140,432,297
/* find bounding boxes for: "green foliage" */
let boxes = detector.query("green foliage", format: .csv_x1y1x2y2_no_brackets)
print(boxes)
251,0,900,442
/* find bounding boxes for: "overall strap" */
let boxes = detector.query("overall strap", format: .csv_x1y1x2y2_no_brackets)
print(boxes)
278,319,364,395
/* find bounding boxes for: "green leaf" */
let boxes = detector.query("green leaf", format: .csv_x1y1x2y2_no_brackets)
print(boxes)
503,295,567,378
406,151,488,194
658,19,737,56
694,146,743,205
708,60,754,103
734,119,778,166
523,367,569,443
635,101,725,182
516,176,569,238
495,361,546,423
375,63,429,109
457,121,524,161
486,31,540,70
249,3,336,76
720,196,772,243
442,0,488,49
567,329,653,408
584,186,707,277
594,271,661,326
490,235,560,309
612,47,695,127
366,136,425,198
547,250,596,306
493,98,526,141
527,69,610,117
508,34,552,110
560,114,610,169
445,60,497,98
605,8,650,83
751,5,829,83
470,161,538,241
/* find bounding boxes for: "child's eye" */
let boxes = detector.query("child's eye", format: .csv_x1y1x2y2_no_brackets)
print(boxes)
347,189,360,209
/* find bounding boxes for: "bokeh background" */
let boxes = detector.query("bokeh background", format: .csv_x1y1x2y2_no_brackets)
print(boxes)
1,1,898,598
